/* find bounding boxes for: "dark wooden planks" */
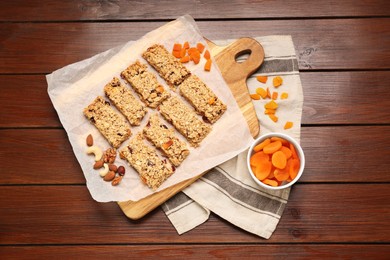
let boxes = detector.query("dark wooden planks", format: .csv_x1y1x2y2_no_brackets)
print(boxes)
0,75,59,127
0,129,85,184
301,71,390,124
1,19,389,74
1,126,389,184
1,72,389,128
1,245,389,259
0,0,389,21
0,184,388,244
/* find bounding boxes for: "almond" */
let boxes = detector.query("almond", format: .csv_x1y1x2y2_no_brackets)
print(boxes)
103,171,116,182
93,160,104,169
108,164,118,173
86,134,93,146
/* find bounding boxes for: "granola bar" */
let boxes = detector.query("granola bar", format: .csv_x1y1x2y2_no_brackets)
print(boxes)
121,60,170,108
83,96,131,148
158,96,211,147
179,75,227,124
142,44,191,87
143,114,190,167
103,77,147,126
120,133,174,190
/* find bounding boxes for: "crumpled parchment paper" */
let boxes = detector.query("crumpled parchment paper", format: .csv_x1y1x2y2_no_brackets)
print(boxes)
47,15,254,202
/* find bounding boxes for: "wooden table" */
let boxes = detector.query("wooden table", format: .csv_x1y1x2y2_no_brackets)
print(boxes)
1,1,389,258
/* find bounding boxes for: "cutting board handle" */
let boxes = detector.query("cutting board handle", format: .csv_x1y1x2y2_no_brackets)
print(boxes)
213,37,264,78
211,37,264,137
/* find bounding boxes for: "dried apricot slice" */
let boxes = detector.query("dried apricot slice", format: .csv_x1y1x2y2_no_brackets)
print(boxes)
263,141,282,154
273,76,283,88
253,138,271,152
262,179,278,187
256,76,268,83
272,151,287,169
250,151,269,166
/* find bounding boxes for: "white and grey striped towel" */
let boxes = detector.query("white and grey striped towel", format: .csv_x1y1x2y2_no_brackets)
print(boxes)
162,36,304,239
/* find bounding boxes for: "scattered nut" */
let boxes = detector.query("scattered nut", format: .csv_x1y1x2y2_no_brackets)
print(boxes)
93,160,104,169
86,134,93,146
111,176,123,186
99,163,109,177
117,166,126,176
103,171,116,181
108,164,118,173
103,148,117,164
86,145,103,161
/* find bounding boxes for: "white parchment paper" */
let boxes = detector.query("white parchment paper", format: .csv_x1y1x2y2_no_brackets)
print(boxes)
46,15,254,202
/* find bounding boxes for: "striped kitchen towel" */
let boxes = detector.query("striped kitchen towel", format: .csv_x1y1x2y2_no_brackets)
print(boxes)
162,35,304,239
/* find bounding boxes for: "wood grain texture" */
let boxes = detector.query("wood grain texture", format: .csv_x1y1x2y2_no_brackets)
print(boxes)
1,72,389,128
1,126,389,185
301,71,390,124
1,19,389,74
0,0,389,21
1,245,389,259
208,37,262,137
0,185,388,244
1,0,389,255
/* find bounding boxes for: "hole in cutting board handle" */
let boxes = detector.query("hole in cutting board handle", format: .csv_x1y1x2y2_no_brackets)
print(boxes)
234,49,252,63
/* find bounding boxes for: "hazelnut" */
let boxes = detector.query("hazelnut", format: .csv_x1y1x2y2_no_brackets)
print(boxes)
117,166,126,176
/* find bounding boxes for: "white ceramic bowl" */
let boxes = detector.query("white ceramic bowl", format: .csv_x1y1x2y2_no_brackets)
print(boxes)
247,132,305,190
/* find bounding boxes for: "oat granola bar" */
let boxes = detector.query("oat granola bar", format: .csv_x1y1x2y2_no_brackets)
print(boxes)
103,77,147,126
83,96,131,148
143,114,190,167
158,96,211,147
121,60,170,108
179,75,227,124
142,44,191,87
120,133,174,190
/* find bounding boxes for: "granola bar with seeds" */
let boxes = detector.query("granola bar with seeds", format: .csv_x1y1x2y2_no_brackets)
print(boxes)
158,96,211,147
142,44,191,87
120,133,174,190
143,114,190,167
178,74,227,124
121,60,170,108
83,96,131,148
104,77,147,126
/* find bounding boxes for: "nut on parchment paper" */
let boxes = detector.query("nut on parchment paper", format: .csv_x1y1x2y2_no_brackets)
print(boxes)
86,134,93,146
99,163,109,177
111,176,123,186
103,148,117,164
93,160,104,169
86,146,103,161
103,171,116,181
108,164,118,173
117,166,126,176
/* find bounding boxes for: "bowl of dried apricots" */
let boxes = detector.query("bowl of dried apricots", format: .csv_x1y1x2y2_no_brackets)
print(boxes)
247,133,305,190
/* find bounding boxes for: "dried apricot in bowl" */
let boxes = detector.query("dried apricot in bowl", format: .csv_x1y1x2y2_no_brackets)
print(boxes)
247,133,305,190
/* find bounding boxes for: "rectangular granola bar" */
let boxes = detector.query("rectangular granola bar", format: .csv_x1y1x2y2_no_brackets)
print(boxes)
104,77,147,126
120,133,174,190
121,60,170,108
83,96,131,148
179,75,227,124
142,44,191,87
143,114,190,167
158,96,211,147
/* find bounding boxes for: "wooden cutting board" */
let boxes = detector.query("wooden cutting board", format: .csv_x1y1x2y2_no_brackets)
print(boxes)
118,38,264,220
